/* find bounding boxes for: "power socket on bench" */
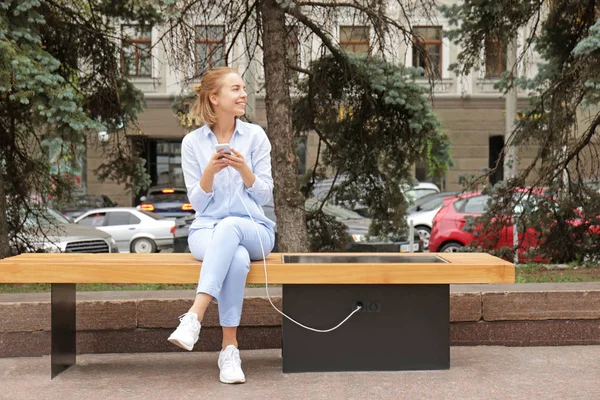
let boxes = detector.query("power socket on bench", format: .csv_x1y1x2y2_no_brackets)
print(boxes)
355,301,381,313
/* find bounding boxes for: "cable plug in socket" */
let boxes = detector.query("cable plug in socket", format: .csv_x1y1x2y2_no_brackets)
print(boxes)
355,301,381,313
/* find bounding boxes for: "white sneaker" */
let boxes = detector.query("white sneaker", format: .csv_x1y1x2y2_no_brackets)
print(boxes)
218,345,246,384
167,313,201,351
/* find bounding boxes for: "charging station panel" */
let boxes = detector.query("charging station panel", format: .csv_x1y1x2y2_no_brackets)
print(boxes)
282,284,450,372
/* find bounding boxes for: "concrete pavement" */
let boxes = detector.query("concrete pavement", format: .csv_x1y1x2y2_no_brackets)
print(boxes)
2,346,600,399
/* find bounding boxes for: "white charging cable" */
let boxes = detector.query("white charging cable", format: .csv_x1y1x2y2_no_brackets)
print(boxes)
229,167,362,333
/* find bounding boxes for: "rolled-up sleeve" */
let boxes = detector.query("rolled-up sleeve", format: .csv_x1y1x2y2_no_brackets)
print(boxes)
182,135,213,213
245,132,273,206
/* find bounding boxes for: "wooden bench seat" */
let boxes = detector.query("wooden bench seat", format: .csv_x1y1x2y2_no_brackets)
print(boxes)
0,252,514,284
0,252,514,378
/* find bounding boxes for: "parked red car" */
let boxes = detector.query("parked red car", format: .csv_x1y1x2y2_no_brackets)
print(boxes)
429,191,542,257
430,189,600,262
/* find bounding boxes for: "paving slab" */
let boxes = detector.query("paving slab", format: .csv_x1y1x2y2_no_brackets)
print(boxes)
1,346,599,400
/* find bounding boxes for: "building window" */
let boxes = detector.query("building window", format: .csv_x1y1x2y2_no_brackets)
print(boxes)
339,26,370,56
155,141,184,187
485,39,507,78
135,138,185,194
412,26,442,78
415,159,442,189
195,25,226,75
121,25,152,77
286,26,301,78
489,135,504,185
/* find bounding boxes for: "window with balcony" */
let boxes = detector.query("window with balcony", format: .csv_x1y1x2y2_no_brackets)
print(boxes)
121,25,152,78
485,39,507,78
412,26,442,78
195,25,226,75
339,26,370,56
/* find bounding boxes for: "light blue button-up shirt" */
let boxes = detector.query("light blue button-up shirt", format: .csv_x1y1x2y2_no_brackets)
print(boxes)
181,119,276,233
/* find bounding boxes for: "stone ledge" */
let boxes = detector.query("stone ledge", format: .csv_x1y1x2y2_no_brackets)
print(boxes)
0,327,282,357
450,293,481,322
0,293,478,333
0,302,50,333
136,297,283,329
483,291,600,321
1,284,599,357
451,320,600,346
2,284,600,333
2,320,598,357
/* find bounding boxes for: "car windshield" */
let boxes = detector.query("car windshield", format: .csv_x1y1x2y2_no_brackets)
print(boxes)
405,188,439,202
305,199,364,220
64,196,105,210
408,192,459,213
47,208,71,224
22,208,70,227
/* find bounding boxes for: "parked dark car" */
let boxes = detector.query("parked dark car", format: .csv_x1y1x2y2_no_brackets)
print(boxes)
305,198,422,252
174,201,278,253
174,200,421,253
60,195,118,219
140,186,195,218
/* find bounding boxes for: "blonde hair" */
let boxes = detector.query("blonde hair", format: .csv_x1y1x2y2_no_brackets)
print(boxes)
191,67,238,126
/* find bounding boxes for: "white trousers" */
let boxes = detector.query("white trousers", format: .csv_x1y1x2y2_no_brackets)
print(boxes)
188,216,275,326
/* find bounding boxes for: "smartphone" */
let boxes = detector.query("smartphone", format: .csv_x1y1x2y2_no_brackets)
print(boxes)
215,143,231,158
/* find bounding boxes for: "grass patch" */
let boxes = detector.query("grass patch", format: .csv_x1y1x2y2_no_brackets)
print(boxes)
516,263,600,283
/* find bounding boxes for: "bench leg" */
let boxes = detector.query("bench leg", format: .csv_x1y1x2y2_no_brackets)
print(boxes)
51,283,76,379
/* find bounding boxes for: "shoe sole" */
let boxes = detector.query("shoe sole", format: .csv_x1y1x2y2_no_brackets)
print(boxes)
167,336,193,351
220,376,246,384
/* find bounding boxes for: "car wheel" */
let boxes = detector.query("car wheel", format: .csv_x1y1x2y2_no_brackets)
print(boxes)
131,238,156,254
439,242,463,253
415,226,431,250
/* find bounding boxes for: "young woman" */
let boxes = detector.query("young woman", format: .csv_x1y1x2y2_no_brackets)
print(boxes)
167,67,276,384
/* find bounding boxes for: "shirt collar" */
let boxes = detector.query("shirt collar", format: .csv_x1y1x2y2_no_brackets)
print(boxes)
202,118,244,137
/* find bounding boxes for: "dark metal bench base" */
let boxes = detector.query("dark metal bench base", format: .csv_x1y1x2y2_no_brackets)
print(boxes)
48,283,449,378
282,284,450,372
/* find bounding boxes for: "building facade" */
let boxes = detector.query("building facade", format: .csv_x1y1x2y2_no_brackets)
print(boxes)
84,4,541,206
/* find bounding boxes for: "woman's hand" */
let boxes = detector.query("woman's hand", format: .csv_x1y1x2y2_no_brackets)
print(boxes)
223,148,248,172
225,148,255,188
204,151,228,176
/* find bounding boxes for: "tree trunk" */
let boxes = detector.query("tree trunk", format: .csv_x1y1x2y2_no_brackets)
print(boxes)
0,161,10,259
258,0,309,252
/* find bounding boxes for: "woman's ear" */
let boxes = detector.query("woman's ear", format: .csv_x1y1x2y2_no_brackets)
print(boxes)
209,93,218,106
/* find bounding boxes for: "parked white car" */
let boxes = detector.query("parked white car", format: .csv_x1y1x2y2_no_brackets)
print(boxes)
406,191,458,250
74,207,176,253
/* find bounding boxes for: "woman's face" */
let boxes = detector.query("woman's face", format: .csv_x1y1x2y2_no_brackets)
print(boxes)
210,73,247,118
